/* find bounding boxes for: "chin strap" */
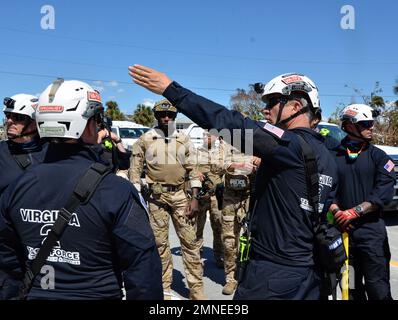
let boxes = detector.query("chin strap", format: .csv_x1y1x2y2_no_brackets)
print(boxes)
276,106,310,127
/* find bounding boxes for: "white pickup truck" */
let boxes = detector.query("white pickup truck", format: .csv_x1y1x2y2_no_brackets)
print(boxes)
111,120,150,151
317,122,398,213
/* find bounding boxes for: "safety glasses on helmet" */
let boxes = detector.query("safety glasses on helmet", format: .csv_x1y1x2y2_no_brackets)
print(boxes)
357,120,374,129
263,96,287,110
4,111,30,122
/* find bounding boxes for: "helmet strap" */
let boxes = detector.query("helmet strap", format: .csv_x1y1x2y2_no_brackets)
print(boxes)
274,101,286,127
277,106,310,127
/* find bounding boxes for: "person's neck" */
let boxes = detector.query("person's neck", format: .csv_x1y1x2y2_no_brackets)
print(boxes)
347,134,367,143
158,126,174,137
12,134,36,144
285,117,310,130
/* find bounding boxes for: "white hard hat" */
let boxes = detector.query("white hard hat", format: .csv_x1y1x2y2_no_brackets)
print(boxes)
259,73,320,110
3,94,39,120
36,79,104,139
340,104,377,124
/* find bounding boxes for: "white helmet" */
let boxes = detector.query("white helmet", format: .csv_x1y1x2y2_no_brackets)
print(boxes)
3,94,38,120
37,79,104,139
258,73,320,110
340,104,377,124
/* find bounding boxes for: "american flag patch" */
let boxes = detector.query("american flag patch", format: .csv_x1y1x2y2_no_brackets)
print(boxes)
263,122,285,138
384,160,395,172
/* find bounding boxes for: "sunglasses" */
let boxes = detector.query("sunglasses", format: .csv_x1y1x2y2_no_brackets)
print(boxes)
156,111,176,118
4,111,30,122
263,96,287,110
357,121,374,129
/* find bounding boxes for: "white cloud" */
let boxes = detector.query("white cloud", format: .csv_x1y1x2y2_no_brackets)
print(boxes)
142,99,155,107
91,80,105,92
117,88,124,93
108,80,119,87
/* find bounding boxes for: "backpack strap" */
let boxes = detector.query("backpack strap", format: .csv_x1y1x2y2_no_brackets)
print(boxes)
21,162,111,297
296,134,320,226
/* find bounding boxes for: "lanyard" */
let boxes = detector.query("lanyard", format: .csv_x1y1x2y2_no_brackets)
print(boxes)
346,144,365,160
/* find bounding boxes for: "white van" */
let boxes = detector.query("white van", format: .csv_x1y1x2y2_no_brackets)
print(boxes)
111,121,150,151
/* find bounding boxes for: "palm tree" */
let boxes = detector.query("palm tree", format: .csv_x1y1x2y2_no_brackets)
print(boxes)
132,104,155,127
105,101,126,120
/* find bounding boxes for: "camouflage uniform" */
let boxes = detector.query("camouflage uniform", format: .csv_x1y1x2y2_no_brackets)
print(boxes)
193,139,224,266
129,100,205,300
221,143,254,294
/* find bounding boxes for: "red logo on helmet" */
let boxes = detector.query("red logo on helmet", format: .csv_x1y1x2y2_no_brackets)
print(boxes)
88,91,102,102
281,75,303,84
345,109,358,117
39,105,64,113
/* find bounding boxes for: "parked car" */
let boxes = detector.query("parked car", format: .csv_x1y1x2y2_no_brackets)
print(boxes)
317,122,398,213
111,120,150,151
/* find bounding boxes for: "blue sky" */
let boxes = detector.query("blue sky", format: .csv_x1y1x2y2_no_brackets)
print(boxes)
0,0,396,122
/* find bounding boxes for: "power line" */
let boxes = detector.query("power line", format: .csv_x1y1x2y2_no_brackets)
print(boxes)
2,27,398,65
0,69,396,98
1,51,396,87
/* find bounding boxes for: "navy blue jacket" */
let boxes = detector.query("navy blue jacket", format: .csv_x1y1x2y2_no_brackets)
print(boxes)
0,139,48,196
329,138,396,247
164,82,338,267
0,143,162,300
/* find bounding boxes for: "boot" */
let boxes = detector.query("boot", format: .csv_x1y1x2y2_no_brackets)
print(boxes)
222,281,237,295
189,288,208,300
163,291,181,300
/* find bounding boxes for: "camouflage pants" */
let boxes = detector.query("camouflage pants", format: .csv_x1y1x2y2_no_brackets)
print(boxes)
222,189,250,284
196,195,223,261
148,189,203,293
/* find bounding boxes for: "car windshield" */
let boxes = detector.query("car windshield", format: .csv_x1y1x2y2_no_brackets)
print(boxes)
119,127,149,139
317,124,346,141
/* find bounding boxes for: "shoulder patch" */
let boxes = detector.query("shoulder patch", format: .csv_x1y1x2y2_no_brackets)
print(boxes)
384,160,395,173
263,123,285,139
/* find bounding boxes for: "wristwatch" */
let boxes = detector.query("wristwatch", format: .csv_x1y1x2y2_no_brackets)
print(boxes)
114,139,122,144
354,205,364,217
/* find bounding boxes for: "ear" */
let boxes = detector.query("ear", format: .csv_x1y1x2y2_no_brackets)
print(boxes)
27,120,38,133
289,100,302,112
80,118,98,144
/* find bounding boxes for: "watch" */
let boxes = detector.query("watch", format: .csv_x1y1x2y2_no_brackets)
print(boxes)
114,139,122,144
354,205,364,217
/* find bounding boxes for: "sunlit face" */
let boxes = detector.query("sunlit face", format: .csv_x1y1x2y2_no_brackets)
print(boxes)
345,121,374,140
262,94,296,126
4,112,32,137
356,121,374,140
156,111,176,127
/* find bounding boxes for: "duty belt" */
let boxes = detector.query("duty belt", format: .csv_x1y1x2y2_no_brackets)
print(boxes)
149,183,184,192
